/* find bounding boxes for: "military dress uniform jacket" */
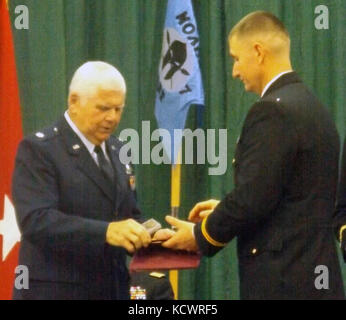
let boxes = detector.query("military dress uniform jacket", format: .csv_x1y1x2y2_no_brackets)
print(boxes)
12,117,140,299
194,72,345,299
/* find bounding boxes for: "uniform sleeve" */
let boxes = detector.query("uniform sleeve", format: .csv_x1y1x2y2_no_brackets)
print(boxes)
195,101,297,256
12,138,109,257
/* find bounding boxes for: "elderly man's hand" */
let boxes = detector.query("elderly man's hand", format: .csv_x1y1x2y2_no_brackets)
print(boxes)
106,219,151,253
161,216,198,252
188,199,220,223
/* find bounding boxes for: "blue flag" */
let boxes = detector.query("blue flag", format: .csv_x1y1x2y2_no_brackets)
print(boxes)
155,0,204,164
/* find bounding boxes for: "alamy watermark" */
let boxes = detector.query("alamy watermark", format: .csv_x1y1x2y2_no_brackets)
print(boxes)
11,5,329,31
314,5,329,30
14,265,29,290
118,121,228,176
13,5,29,30
314,265,329,290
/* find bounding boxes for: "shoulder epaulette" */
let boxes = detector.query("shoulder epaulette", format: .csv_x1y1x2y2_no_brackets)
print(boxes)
32,125,59,142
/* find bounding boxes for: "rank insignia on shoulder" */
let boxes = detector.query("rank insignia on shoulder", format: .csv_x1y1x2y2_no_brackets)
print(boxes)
35,132,45,138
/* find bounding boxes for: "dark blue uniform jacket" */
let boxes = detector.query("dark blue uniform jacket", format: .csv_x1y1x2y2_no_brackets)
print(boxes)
12,117,139,299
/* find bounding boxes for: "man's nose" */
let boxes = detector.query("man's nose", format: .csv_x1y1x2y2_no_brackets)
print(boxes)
105,109,117,122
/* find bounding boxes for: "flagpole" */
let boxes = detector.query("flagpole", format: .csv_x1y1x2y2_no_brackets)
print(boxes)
170,149,181,300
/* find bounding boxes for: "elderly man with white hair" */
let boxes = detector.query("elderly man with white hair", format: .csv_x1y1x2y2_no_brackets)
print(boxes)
12,61,151,300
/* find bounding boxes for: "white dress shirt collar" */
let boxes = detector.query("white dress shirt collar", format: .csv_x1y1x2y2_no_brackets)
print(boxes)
64,111,107,157
261,70,293,97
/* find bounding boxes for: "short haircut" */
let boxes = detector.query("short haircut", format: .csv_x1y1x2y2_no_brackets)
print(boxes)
229,11,289,42
69,61,126,104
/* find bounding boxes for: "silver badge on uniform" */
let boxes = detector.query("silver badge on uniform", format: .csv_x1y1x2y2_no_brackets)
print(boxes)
72,144,80,150
126,164,136,191
35,132,45,138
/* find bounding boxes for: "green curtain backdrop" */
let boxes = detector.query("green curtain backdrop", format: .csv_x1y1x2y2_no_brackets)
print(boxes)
9,0,346,299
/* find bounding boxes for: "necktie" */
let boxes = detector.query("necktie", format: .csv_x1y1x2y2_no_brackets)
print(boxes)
94,145,115,183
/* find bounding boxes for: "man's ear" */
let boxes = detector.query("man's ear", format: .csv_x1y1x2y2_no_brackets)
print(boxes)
69,93,79,104
68,93,79,113
253,42,265,64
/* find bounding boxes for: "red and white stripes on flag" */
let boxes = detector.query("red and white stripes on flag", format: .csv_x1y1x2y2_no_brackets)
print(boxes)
0,0,23,300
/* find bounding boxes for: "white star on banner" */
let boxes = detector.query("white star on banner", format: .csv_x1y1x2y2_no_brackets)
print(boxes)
0,194,21,261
